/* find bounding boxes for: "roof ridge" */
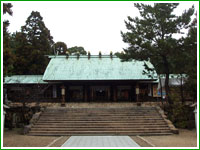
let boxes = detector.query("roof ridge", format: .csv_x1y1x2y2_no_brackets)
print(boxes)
47,55,118,58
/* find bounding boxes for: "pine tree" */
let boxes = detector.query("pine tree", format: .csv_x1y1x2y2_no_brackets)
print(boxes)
182,15,197,101
120,3,194,104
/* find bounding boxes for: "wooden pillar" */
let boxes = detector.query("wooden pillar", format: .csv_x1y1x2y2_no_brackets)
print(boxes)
91,87,93,102
136,83,140,104
110,85,113,102
88,86,90,102
113,86,117,102
108,87,110,101
84,85,87,102
66,85,70,103
130,85,134,101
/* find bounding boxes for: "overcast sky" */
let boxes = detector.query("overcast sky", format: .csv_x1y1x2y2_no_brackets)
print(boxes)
2,1,199,54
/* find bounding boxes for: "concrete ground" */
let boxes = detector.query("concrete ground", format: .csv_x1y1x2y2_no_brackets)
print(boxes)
3,128,197,147
62,136,140,147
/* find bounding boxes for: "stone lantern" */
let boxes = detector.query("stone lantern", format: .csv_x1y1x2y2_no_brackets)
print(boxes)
61,85,66,106
135,84,141,106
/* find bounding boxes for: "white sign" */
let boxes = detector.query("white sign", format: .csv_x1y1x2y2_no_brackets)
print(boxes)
61,88,65,95
136,88,139,95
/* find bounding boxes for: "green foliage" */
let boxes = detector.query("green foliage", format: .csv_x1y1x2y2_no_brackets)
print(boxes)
13,11,54,75
21,11,54,53
54,42,67,55
68,46,87,55
3,3,13,38
120,3,195,104
169,14,197,101
3,3,13,15
3,3,15,76
165,93,195,129
3,48,15,76
183,16,197,100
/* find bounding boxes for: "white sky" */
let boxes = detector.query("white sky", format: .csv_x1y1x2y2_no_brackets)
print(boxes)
2,1,199,54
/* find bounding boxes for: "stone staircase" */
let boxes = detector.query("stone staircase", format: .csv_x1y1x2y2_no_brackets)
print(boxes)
28,107,174,136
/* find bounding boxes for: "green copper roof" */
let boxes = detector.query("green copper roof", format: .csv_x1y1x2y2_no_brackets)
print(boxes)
43,55,157,81
5,75,47,84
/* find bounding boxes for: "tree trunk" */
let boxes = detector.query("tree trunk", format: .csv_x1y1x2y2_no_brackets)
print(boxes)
158,74,163,105
163,56,173,105
180,74,184,103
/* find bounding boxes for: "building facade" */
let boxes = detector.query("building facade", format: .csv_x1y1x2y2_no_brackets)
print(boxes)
4,55,159,103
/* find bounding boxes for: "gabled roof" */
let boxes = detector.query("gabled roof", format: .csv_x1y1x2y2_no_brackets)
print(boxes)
43,55,157,81
4,75,47,84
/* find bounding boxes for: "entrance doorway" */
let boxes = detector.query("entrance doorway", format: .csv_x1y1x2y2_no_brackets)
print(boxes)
68,86,83,102
91,86,110,102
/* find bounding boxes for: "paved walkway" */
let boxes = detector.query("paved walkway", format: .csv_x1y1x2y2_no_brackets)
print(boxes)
61,136,140,147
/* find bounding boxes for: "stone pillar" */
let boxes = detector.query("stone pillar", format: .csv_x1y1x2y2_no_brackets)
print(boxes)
61,85,66,107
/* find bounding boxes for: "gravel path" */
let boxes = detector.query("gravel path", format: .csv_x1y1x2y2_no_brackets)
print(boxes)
131,129,197,147
3,128,197,147
3,128,70,147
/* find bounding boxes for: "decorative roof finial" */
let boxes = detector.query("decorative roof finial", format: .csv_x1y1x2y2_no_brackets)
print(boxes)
110,51,113,59
66,51,69,59
88,51,91,59
76,52,80,59
99,51,102,58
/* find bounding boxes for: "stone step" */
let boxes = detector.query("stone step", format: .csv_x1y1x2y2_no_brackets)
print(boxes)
34,124,168,128
28,107,173,136
45,108,157,111
35,122,167,126
29,132,173,136
41,113,159,116
42,113,159,116
37,120,164,123
29,130,172,136
36,120,165,123
38,117,163,120
37,120,166,123
31,127,170,131
43,111,158,114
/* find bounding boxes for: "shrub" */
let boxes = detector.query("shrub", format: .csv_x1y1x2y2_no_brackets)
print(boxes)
164,93,195,129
